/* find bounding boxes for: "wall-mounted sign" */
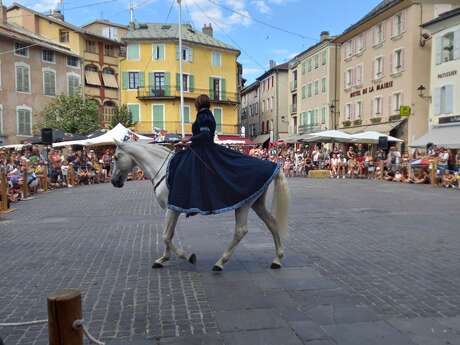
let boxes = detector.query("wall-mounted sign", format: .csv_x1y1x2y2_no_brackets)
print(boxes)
439,115,460,124
437,70,457,79
350,80,394,98
400,105,411,117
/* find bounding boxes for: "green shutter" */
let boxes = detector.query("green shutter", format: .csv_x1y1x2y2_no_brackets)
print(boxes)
183,106,190,123
164,72,170,96
128,104,139,123
189,75,194,92
221,78,226,101
138,72,144,88
122,72,128,90
159,44,165,60
214,108,222,133
176,45,180,60
127,44,139,60
209,77,214,99
153,104,164,129
176,73,180,91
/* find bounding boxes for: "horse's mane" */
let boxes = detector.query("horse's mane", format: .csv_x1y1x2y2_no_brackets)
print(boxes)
128,141,172,156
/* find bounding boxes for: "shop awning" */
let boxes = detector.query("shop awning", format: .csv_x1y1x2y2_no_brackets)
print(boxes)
342,120,405,134
85,71,101,86
102,73,118,88
410,125,460,149
254,134,270,144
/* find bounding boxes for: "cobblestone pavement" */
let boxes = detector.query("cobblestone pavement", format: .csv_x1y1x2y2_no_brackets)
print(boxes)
1,179,460,345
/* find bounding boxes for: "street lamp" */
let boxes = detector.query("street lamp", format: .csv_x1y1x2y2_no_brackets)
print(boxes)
329,104,336,129
417,85,431,101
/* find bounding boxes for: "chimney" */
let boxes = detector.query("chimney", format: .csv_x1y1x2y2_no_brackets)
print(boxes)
49,9,64,21
269,60,276,69
202,23,213,37
320,31,330,42
0,0,7,25
129,0,135,30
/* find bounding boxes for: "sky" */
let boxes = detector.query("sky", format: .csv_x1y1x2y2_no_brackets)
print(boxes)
6,0,383,83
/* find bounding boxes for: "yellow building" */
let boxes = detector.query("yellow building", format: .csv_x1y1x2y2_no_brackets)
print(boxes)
120,23,240,135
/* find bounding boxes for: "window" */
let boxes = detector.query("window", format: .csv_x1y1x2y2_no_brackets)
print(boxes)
127,44,140,60
321,107,326,124
322,50,327,65
17,106,32,136
152,104,164,129
393,49,404,73
302,85,306,99
345,40,353,58
356,34,365,53
176,73,192,92
212,52,221,67
314,54,319,68
86,40,97,53
355,101,362,119
15,63,30,93
67,73,81,96
102,27,118,40
104,44,116,57
434,85,454,115
14,42,28,57
392,92,402,113
271,96,274,111
67,56,80,67
345,103,353,120
59,30,69,43
441,32,454,63
183,105,191,123
392,12,404,37
43,69,56,96
374,56,384,79
355,64,363,85
314,80,319,95
177,46,193,62
42,49,55,63
314,109,319,125
373,96,383,116
307,83,312,97
301,61,306,74
127,103,140,123
307,59,312,72
214,107,222,133
103,67,114,75
153,44,165,60
128,72,140,89
373,23,384,45
85,64,98,72
345,68,353,88
262,100,265,112
321,77,326,93
0,105,3,135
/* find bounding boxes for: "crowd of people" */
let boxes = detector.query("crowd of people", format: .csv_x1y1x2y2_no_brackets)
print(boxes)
1,141,458,208
249,143,460,188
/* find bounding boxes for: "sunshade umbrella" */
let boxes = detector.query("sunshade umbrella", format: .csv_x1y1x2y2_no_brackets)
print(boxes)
351,131,403,143
299,130,353,143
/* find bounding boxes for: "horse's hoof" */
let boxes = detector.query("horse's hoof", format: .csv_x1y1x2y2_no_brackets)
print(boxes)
188,253,197,265
270,262,282,269
152,262,163,269
212,265,223,272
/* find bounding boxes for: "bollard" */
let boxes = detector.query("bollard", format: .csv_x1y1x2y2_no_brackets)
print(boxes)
0,169,8,212
380,160,384,179
68,164,74,187
22,170,29,198
44,163,49,192
48,289,83,345
431,159,438,187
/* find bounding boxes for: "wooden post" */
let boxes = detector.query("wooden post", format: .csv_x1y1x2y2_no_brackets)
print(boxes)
431,159,438,187
1,169,8,212
43,163,49,192
380,160,384,179
47,289,83,345
68,164,74,187
22,169,29,198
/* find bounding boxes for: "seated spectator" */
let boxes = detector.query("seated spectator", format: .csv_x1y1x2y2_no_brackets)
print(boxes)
411,170,431,184
441,170,456,188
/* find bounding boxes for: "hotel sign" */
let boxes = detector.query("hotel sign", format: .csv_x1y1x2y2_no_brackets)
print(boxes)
439,115,460,124
350,81,393,98
437,70,457,79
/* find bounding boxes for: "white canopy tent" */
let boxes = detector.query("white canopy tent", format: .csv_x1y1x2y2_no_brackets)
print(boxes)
52,124,153,147
350,131,403,144
299,130,353,143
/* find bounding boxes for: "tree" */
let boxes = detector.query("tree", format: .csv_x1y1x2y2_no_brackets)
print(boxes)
41,93,100,135
110,105,134,129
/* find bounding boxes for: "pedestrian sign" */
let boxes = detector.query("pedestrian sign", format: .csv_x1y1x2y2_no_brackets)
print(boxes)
400,105,411,116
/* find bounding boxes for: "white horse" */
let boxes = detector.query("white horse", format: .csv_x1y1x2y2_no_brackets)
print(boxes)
111,140,289,271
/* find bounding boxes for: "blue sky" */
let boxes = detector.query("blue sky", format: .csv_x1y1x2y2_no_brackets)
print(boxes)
7,0,382,82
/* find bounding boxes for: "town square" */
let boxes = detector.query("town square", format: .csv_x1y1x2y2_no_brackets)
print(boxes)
1,0,460,344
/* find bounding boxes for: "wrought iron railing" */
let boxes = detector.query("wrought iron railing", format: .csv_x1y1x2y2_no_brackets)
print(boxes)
132,121,239,136
298,124,327,135
136,86,239,103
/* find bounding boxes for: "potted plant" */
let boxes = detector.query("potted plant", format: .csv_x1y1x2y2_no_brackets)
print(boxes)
370,117,382,124
353,119,362,126
389,114,402,122
343,120,351,127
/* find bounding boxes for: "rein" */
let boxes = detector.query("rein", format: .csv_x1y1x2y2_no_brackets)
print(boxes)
150,148,173,192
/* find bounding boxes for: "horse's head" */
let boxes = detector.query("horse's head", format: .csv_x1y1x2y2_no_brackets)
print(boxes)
111,140,136,188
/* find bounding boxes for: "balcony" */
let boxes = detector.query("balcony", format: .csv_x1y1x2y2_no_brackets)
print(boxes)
133,121,239,136
137,86,239,104
298,124,326,135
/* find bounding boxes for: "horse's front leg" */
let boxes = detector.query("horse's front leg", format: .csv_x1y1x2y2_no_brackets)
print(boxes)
213,206,249,271
153,209,196,268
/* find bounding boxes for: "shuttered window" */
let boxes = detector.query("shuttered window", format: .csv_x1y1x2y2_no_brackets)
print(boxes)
43,70,56,96
17,107,32,136
212,52,221,67
127,104,140,123
127,44,140,60
16,63,30,92
435,85,454,115
153,44,165,60
183,105,190,123
152,104,164,129
214,107,222,133
67,74,81,96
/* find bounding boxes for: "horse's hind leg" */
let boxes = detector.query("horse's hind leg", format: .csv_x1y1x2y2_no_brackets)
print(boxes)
213,206,249,271
252,193,284,269
153,209,196,268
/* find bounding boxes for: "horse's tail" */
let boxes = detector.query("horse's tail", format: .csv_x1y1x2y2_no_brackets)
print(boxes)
271,170,289,239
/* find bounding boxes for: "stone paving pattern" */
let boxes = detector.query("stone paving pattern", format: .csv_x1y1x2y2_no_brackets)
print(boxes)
0,179,460,345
